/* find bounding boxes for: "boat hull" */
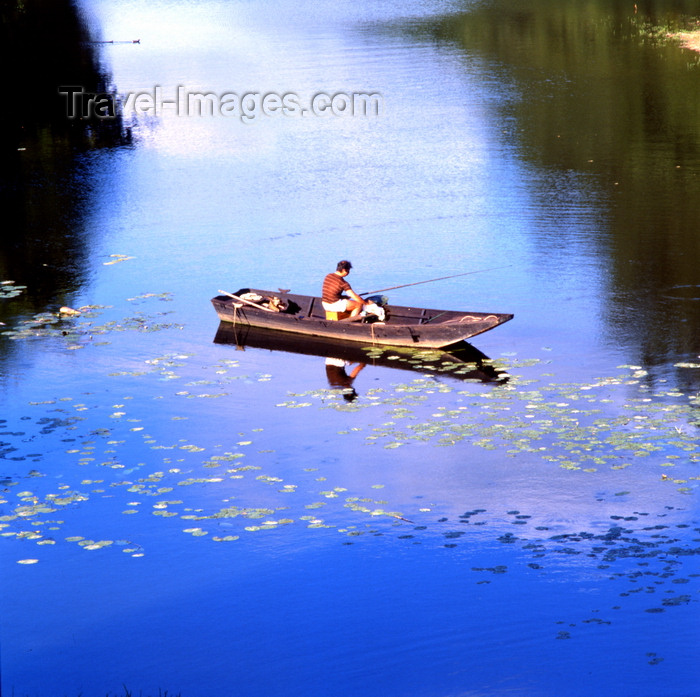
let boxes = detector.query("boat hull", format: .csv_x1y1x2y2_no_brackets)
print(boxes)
211,289,513,349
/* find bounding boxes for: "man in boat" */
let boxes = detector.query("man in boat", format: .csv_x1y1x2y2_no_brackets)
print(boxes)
321,260,367,318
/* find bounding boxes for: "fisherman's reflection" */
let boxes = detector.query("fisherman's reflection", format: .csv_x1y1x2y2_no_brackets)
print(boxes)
325,357,366,401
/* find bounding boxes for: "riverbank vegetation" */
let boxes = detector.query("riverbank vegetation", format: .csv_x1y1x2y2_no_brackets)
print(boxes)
672,28,700,52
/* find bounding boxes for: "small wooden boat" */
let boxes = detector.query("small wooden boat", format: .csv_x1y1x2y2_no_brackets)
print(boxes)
211,288,513,349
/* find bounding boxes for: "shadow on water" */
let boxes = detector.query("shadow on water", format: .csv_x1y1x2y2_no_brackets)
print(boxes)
0,0,132,363
213,322,509,393
0,0,127,146
387,0,700,381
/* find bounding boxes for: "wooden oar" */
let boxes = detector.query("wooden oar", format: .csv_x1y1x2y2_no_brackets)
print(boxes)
360,265,513,296
218,290,277,313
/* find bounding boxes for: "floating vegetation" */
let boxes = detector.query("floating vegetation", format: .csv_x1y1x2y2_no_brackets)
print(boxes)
2,339,698,674
0,280,27,299
1,302,183,346
274,365,700,478
103,254,135,265
127,292,174,303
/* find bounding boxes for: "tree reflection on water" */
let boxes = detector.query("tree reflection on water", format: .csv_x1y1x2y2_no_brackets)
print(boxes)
0,0,131,325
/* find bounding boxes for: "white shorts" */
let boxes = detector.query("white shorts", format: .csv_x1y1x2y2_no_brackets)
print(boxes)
322,299,348,312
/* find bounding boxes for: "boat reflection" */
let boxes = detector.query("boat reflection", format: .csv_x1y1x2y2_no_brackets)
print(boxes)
213,323,508,391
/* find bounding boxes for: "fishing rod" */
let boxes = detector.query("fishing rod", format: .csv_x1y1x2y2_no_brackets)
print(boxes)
360,265,513,296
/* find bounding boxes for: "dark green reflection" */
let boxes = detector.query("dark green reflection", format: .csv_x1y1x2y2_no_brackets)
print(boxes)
0,0,129,324
404,0,700,378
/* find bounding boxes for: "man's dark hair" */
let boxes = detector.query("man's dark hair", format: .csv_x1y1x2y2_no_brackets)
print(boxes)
337,260,353,272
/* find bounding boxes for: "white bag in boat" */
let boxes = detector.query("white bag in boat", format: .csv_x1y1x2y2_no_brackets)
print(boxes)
362,302,386,322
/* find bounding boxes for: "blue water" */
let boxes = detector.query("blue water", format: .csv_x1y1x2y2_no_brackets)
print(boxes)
2,0,699,695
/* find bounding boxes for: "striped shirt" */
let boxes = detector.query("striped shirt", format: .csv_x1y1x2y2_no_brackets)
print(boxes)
322,273,351,303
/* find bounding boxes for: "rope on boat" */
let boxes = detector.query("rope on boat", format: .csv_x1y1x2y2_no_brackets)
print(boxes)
429,314,499,325
449,314,499,324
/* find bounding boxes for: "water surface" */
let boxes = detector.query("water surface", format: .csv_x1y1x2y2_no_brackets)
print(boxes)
1,0,699,695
